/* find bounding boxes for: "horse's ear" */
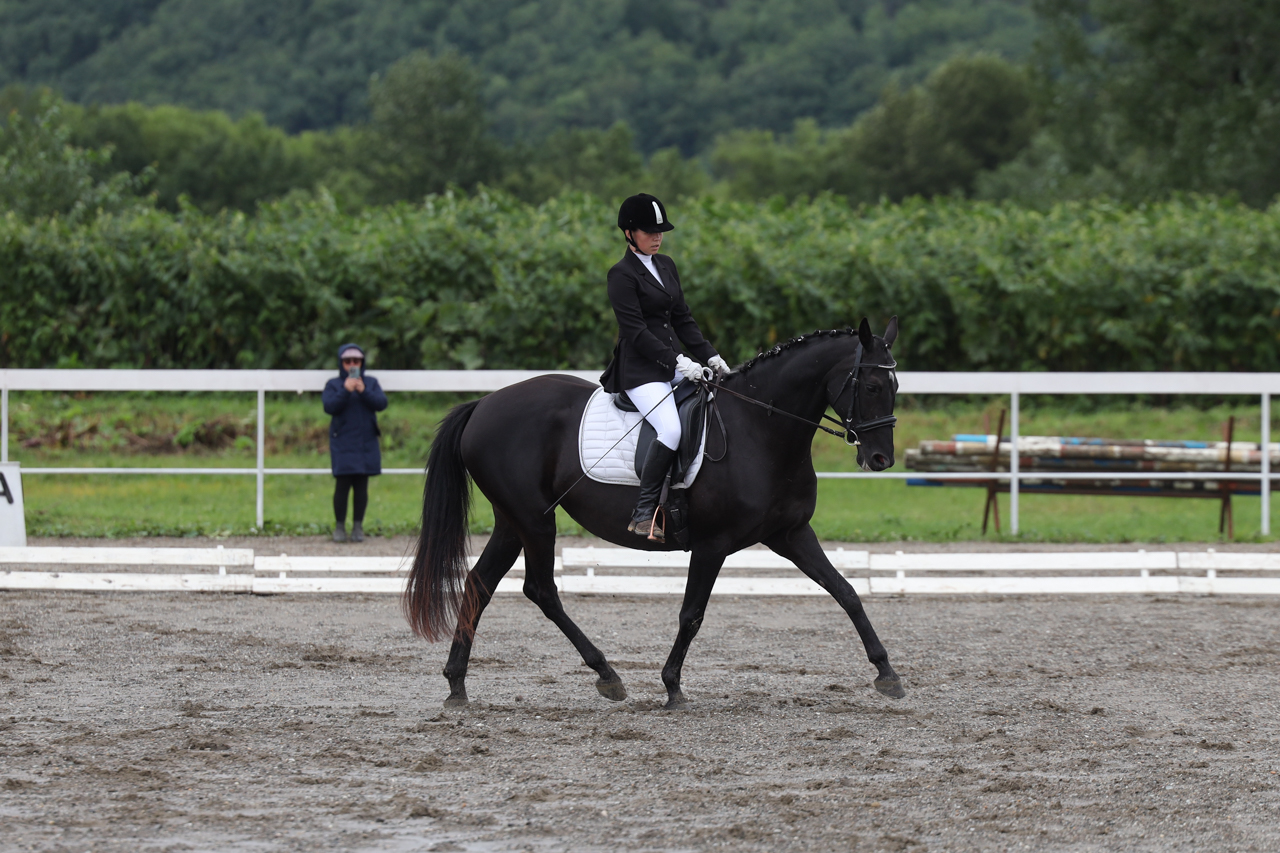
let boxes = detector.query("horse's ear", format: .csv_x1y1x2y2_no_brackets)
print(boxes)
857,317,873,351
884,315,899,347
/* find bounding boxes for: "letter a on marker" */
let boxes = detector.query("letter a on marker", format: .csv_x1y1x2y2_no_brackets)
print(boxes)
0,473,11,505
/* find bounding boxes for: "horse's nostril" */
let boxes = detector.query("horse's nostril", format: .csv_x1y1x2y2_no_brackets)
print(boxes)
872,453,889,469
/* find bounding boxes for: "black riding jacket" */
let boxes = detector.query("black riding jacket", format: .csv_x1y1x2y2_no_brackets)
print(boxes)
599,250,718,393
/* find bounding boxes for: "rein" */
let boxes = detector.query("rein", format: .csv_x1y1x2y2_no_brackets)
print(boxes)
708,343,898,448
708,382,848,438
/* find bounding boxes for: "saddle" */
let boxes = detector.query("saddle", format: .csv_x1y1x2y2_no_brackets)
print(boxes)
612,380,710,549
612,380,709,483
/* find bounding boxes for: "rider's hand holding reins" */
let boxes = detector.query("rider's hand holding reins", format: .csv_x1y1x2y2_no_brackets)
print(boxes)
675,354,705,382
708,355,731,378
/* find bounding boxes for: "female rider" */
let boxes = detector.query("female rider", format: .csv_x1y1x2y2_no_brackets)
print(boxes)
599,194,730,539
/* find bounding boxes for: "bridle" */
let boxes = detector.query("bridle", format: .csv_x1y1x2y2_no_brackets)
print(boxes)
829,342,899,446
707,342,897,447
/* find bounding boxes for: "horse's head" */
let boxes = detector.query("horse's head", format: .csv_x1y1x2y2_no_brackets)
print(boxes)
827,316,899,472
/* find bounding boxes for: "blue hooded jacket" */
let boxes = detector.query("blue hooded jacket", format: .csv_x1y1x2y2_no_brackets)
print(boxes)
322,343,389,476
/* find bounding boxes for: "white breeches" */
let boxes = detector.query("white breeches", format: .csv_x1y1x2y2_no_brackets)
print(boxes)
626,373,682,451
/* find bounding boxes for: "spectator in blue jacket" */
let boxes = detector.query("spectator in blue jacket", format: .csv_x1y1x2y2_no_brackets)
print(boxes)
322,343,388,542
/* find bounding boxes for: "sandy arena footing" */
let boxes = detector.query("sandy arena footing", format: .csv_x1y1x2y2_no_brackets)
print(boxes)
2,542,1278,851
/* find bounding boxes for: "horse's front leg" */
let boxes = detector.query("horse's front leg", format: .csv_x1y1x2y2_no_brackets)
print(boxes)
660,550,726,709
763,525,905,698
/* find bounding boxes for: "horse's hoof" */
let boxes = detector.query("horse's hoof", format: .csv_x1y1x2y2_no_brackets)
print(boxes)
596,677,628,702
663,691,689,710
874,676,906,699
443,692,469,708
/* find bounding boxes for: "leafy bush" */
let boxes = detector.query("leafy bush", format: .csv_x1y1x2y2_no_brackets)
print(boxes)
2,191,1279,373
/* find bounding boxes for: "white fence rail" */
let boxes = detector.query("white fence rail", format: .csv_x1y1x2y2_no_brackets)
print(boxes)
2,369,1277,534
4,546,1280,596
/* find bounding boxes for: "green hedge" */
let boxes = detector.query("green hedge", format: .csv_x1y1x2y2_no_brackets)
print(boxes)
3,192,1279,372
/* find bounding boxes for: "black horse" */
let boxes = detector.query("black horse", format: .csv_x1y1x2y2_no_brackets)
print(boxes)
405,318,904,709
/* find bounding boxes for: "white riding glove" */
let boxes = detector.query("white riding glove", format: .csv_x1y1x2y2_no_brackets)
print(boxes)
708,355,731,377
675,354,705,382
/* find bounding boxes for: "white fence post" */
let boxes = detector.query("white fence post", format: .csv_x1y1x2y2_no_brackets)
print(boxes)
1263,393,1271,537
1,385,7,464
256,386,265,529
1010,390,1020,536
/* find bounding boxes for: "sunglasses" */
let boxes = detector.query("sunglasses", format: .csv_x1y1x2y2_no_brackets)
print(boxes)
342,357,363,364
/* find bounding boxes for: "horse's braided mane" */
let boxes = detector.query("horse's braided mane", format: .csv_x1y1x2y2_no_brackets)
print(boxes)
733,328,857,375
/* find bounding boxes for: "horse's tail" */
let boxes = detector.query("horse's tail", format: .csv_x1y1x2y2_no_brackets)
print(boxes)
403,399,480,642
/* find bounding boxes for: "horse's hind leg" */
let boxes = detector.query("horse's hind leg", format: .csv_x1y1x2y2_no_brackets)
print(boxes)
520,528,626,702
442,516,522,708
763,524,904,699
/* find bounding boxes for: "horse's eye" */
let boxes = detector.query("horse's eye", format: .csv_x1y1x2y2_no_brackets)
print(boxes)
868,384,880,395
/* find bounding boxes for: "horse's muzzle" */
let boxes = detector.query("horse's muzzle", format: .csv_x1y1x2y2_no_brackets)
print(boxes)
859,451,893,472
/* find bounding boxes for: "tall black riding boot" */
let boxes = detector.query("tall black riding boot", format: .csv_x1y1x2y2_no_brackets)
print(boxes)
629,442,678,540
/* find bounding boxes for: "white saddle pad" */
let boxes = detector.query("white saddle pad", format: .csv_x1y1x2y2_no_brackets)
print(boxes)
578,387,707,488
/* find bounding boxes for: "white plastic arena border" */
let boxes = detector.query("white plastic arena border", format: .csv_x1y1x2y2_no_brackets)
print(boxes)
2,545,1280,596
1,369,1278,534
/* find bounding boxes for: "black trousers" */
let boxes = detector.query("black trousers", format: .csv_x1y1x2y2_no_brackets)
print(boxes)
333,474,369,524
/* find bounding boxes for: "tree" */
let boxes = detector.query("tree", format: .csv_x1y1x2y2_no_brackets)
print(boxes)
0,0,1039,153
74,102,322,213
365,51,502,202
1030,0,1280,205
710,119,866,201
852,53,1036,199
501,123,645,204
0,92,148,221
708,54,1035,202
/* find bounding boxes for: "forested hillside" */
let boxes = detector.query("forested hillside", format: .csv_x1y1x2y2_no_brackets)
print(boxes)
3,1,1278,219
0,0,1036,151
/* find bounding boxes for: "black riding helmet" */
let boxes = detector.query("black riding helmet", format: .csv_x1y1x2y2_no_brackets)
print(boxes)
618,193,674,235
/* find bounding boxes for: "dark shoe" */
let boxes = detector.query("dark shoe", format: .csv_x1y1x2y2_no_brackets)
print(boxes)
350,522,364,543
333,524,347,543
628,442,677,539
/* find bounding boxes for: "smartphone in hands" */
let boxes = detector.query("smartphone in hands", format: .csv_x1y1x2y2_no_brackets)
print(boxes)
347,365,361,379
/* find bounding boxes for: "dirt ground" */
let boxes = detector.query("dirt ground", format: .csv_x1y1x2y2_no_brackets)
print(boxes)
3,538,1280,852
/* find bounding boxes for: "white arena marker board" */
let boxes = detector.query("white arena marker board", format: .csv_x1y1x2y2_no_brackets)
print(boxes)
250,575,529,595
561,547,869,571
867,551,1178,572
0,463,26,547
558,574,869,596
254,555,411,575
251,555,556,576
868,575,1180,595
0,571,253,592
252,575,407,594
1176,552,1280,571
3,546,1280,596
0,546,254,567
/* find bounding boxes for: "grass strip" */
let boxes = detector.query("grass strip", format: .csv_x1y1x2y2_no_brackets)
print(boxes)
10,392,1277,542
